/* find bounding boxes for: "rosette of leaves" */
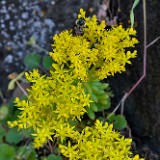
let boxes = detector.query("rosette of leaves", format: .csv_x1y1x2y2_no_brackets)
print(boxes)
84,81,113,120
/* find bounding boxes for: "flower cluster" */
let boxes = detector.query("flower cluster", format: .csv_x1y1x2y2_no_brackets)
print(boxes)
50,9,138,81
8,69,91,148
8,8,143,159
60,120,144,160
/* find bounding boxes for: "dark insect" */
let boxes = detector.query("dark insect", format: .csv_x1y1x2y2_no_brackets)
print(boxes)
73,18,86,36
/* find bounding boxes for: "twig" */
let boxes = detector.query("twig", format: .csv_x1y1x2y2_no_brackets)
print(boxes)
38,65,50,76
48,140,53,153
127,0,147,97
52,137,58,152
107,0,113,19
146,36,160,48
112,0,160,118
102,109,105,119
108,0,160,120
107,93,127,119
15,81,28,97
120,93,128,115
109,0,147,116
116,0,121,16
126,125,132,138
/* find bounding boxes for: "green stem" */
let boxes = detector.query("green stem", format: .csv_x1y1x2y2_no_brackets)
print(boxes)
33,44,49,54
0,89,5,103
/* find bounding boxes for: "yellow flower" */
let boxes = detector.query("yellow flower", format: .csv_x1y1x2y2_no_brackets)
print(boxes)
8,9,139,155
50,9,138,81
60,120,135,160
133,154,144,160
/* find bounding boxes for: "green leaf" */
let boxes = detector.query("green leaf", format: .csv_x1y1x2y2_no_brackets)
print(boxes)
0,143,16,160
27,151,37,160
0,105,9,120
91,81,101,87
97,90,106,95
84,83,92,94
96,103,104,112
12,110,21,120
16,145,37,160
68,118,79,126
90,103,98,112
99,99,109,106
0,125,6,142
21,128,34,138
92,85,100,94
27,36,36,45
91,94,98,103
24,53,41,69
97,116,105,122
46,154,62,160
107,113,116,123
130,0,140,27
6,128,23,144
86,108,95,120
8,79,16,90
15,72,24,81
102,100,111,110
42,56,54,70
113,115,127,130
101,105,110,110
8,72,25,91
99,83,109,90
97,94,109,100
